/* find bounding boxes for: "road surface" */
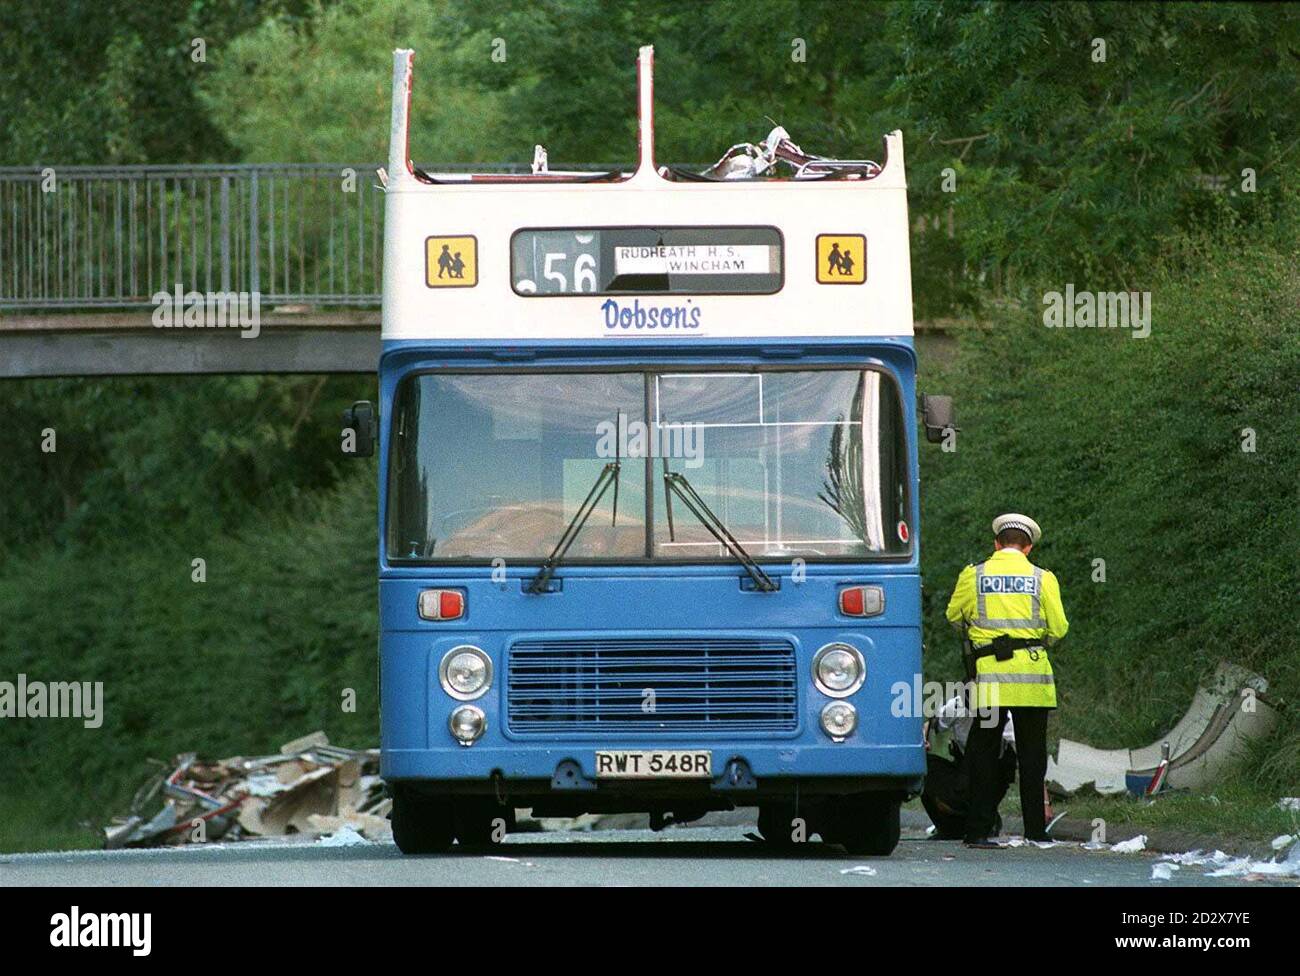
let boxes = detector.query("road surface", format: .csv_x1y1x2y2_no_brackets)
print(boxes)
2,823,1288,887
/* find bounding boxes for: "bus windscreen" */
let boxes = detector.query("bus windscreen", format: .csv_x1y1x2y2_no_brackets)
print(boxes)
386,368,909,563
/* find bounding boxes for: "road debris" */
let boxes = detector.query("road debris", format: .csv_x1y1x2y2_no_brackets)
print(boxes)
103,732,388,848
685,125,883,182
1155,845,1300,880
1046,662,1277,797
1000,836,1063,849
1204,841,1300,879
1160,849,1234,867
840,865,878,876
1151,862,1180,880
1111,835,1148,853
318,824,370,848
484,854,537,866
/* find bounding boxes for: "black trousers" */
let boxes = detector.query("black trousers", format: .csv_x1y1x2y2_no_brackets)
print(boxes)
963,705,1050,840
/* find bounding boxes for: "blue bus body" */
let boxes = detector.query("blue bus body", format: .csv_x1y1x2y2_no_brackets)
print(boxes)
377,340,924,849
371,48,929,854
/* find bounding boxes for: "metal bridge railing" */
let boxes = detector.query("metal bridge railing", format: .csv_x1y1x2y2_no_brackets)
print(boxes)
0,162,627,311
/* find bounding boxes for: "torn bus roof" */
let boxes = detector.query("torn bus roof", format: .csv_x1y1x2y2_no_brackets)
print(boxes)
386,46,895,187
404,125,885,186
689,125,883,182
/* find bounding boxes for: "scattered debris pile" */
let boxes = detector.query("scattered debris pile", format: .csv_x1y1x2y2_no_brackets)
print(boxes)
1155,840,1300,881
1046,662,1279,797
103,731,388,849
688,125,883,182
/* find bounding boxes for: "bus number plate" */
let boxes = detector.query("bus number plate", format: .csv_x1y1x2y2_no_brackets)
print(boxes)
594,750,712,779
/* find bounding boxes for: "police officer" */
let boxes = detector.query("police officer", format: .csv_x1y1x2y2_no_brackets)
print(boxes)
945,514,1068,846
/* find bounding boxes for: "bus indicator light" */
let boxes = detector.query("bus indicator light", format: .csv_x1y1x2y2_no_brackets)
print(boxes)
418,589,465,620
839,586,884,618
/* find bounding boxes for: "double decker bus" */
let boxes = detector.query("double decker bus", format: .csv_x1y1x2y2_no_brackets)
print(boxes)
348,47,953,855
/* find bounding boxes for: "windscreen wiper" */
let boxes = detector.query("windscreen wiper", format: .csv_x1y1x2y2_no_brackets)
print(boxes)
662,470,777,592
527,460,621,594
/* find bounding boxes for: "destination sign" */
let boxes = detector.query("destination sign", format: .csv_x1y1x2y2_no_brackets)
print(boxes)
511,226,782,296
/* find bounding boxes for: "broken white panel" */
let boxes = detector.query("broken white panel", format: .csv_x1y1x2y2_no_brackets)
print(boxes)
1047,739,1131,795
1208,661,1268,698
1129,689,1223,770
1162,696,1278,791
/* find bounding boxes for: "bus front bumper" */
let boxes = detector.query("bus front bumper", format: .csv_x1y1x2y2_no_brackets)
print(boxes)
382,742,924,793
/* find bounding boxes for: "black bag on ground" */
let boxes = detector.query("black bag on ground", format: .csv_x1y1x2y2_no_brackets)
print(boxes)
921,741,1018,839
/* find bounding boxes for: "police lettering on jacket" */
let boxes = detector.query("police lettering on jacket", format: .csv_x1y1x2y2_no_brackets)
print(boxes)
977,575,1039,595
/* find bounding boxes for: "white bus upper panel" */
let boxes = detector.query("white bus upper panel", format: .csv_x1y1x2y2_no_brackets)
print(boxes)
382,48,913,342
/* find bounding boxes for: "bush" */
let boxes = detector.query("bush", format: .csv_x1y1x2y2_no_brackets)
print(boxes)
0,468,380,849
919,226,1299,794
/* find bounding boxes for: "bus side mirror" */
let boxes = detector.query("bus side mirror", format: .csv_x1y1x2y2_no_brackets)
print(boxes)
920,394,955,444
342,400,376,458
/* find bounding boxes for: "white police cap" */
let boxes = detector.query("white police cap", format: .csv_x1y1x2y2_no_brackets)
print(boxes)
992,513,1041,545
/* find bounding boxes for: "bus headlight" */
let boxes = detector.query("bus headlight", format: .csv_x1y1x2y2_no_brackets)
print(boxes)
439,645,492,701
821,701,858,741
812,642,865,697
449,705,486,745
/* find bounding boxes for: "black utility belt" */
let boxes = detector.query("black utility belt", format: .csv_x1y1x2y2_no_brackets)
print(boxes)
971,636,1045,662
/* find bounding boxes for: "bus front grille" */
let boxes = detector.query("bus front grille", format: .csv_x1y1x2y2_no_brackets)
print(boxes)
506,637,799,734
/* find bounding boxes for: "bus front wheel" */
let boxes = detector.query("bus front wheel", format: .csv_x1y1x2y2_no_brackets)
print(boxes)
391,788,453,854
826,794,901,856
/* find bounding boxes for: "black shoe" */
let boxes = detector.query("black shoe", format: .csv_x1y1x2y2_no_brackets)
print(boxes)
964,837,1003,849
1025,832,1052,843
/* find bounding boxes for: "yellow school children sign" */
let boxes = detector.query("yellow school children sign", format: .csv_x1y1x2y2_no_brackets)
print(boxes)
426,235,478,287
816,233,866,284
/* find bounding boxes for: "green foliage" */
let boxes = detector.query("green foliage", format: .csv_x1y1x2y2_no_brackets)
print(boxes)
0,0,307,164
197,0,513,163
918,192,1300,792
0,467,380,850
9,1,1296,315
452,0,1300,314
892,1,1300,290
0,376,370,555
1066,785,1300,845
455,0,898,165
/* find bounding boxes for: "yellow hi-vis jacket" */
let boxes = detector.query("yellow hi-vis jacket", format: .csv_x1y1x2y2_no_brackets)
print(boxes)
945,548,1069,708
